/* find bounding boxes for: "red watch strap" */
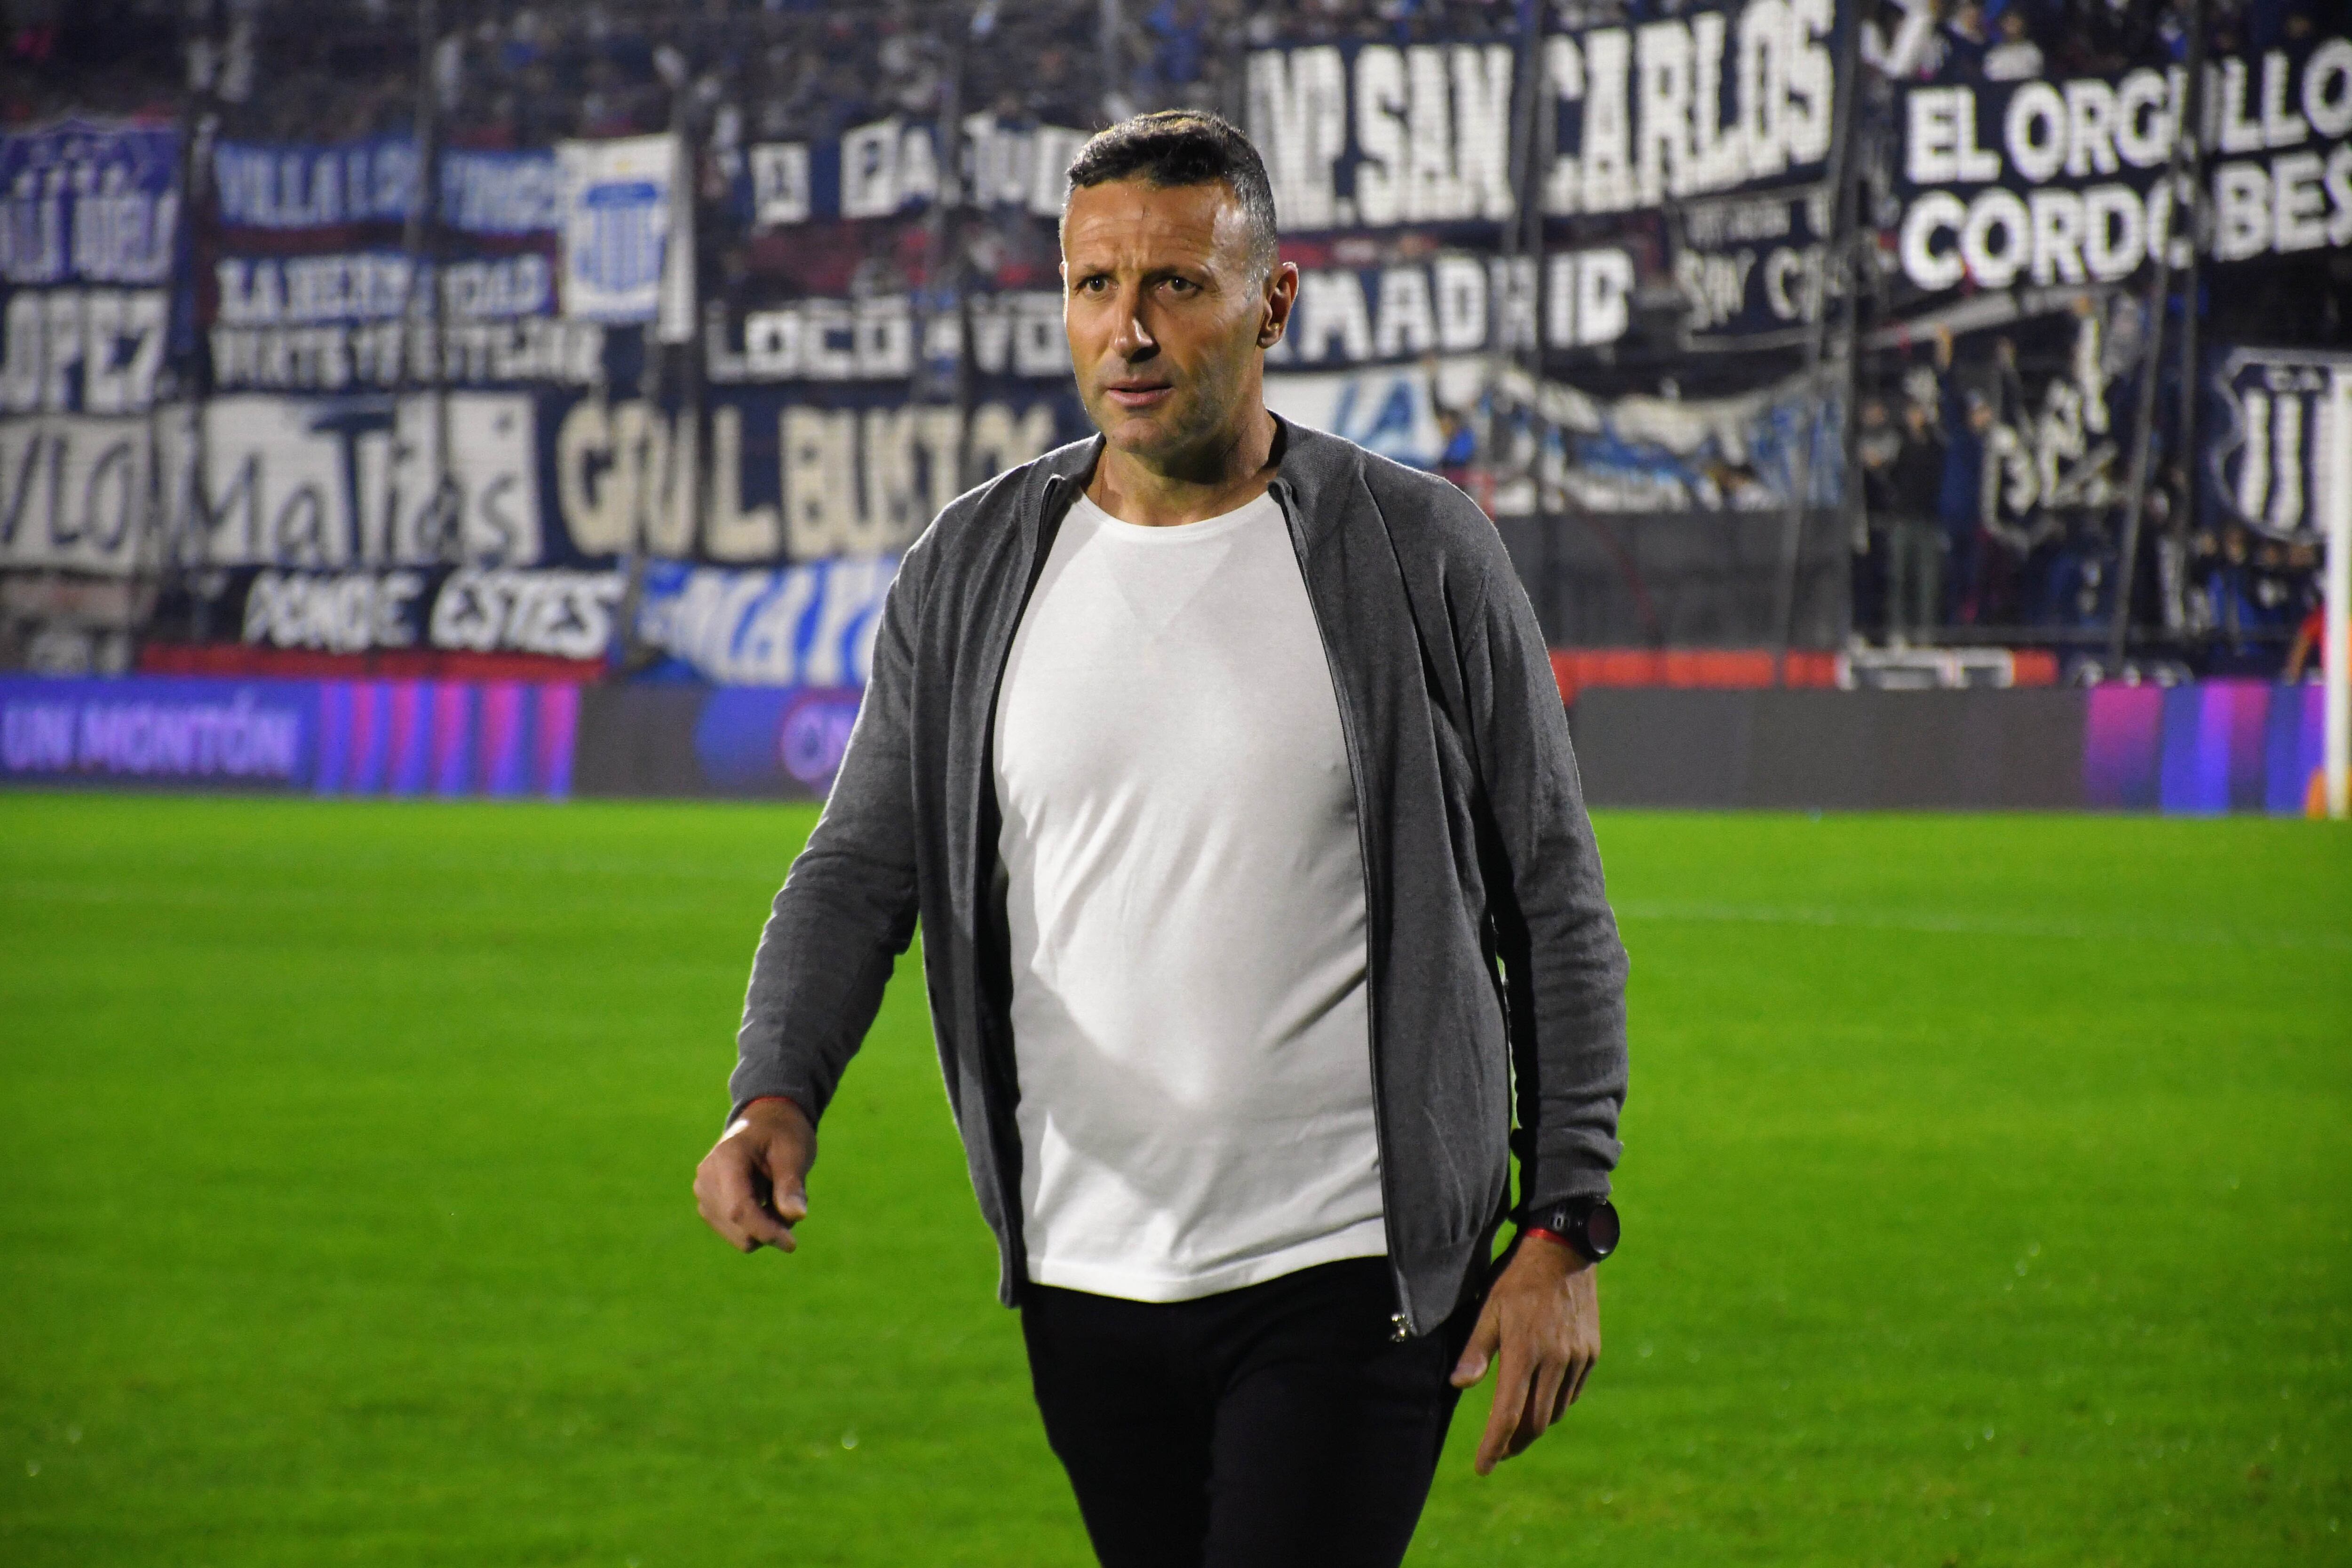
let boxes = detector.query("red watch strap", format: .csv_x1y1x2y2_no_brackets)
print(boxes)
1521,1225,1583,1254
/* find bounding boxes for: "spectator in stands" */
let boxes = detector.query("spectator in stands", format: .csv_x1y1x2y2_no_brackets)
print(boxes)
1861,0,1941,81
2061,0,2154,71
2200,525,2306,673
1436,404,1478,490
1936,0,1993,80
1932,329,1993,625
1857,397,1899,639
1144,0,1210,100
2250,535,2309,630
1888,394,1948,642
1980,6,2044,78
2283,599,2328,683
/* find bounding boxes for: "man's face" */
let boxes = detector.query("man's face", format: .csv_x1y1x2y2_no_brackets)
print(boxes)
1061,177,1295,463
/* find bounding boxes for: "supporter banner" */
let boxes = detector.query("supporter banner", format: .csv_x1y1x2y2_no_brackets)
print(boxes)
701,257,1637,382
1966,304,2130,546
213,140,556,240
2202,44,2352,266
584,385,1076,565
157,383,1072,576
1892,42,2352,294
212,564,624,661
1273,356,1840,512
207,311,612,392
1673,185,1828,347
558,135,682,326
633,555,898,686
0,119,182,288
172,391,553,569
203,139,595,390
1266,365,1454,471
1,287,171,413
213,252,558,326
438,148,564,238
1244,2,1839,233
0,673,578,797
733,117,1092,226
706,291,1072,382
1530,371,1842,513
213,137,418,233
1268,247,1636,368
0,413,162,574
2206,348,2338,541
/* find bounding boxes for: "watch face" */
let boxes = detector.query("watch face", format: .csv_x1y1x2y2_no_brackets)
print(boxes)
1586,1201,1621,1258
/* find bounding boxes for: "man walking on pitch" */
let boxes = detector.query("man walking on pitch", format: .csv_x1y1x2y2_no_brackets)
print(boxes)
695,111,1630,1567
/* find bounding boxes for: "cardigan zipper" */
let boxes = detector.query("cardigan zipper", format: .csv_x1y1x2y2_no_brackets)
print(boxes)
1267,477,1414,1342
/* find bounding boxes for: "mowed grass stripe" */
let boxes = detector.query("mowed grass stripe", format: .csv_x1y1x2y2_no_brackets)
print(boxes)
2,796,2346,1566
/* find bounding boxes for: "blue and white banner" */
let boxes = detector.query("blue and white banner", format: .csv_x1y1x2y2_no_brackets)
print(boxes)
1306,358,1843,513
634,556,898,686
0,119,182,288
558,135,681,327
213,136,418,233
210,139,561,241
1265,356,1839,504
439,148,564,238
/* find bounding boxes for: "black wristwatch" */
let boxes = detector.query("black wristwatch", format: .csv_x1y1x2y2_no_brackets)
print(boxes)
1519,1196,1620,1263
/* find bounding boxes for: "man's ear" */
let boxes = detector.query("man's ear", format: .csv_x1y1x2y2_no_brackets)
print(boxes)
1258,261,1300,349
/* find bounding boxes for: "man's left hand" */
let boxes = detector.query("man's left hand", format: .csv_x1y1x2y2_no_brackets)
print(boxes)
1449,1233,1600,1475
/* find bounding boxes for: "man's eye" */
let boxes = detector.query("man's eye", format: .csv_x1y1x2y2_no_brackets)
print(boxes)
1163,278,1198,295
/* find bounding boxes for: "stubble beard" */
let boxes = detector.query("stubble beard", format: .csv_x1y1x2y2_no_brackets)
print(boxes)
1091,342,1254,474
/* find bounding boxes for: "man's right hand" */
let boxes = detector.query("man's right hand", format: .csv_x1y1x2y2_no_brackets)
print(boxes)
694,1096,816,1253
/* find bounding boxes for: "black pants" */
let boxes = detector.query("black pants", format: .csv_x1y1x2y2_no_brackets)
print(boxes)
1020,1257,1484,1568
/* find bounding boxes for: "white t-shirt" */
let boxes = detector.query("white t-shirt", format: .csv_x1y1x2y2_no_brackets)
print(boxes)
992,487,1386,1302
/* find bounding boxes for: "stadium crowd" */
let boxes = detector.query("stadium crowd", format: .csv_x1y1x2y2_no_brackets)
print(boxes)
1851,325,2328,657
0,0,2340,674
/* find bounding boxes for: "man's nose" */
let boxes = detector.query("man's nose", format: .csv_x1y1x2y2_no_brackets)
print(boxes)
1111,288,1158,362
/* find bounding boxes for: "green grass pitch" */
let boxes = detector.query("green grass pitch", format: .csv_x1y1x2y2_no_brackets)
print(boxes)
2,794,2347,1565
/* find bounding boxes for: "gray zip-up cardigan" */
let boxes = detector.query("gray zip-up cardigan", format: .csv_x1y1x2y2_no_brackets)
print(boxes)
730,418,1629,1337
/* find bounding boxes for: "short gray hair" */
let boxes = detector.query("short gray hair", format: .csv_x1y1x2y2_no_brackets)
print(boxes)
1063,110,1280,280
